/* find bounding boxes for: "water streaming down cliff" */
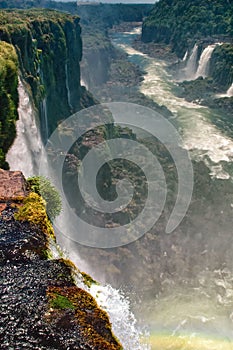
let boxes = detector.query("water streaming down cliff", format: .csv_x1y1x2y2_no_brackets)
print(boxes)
110,27,233,349
227,83,233,97
6,78,44,178
182,50,188,62
6,75,150,350
184,44,198,80
65,62,73,110
184,43,219,80
81,77,89,90
40,98,49,142
112,29,233,176
195,44,217,78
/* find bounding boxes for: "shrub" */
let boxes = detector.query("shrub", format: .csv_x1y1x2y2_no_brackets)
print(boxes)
27,176,62,221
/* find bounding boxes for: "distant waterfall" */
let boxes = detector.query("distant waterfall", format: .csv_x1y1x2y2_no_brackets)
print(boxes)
40,98,49,142
6,78,44,178
182,50,188,62
227,83,233,97
195,44,217,78
81,77,89,90
185,44,198,80
65,62,73,110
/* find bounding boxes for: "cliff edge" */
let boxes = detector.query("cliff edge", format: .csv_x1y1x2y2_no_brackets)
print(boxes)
0,169,122,350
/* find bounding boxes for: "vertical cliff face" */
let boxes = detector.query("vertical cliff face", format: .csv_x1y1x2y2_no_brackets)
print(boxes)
0,9,82,137
0,41,18,169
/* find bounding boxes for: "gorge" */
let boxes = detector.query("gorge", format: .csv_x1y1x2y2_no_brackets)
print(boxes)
1,1,233,350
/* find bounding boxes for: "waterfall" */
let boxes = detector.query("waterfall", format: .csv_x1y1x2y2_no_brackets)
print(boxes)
9,77,149,349
54,239,150,350
81,77,89,90
65,62,73,110
40,98,49,142
88,284,150,350
182,50,188,62
185,44,198,80
227,83,233,97
6,78,44,178
195,44,217,78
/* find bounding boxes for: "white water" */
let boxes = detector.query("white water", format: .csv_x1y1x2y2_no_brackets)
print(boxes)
65,62,73,110
111,30,233,179
182,50,188,62
110,27,233,349
6,78,44,178
48,235,150,350
185,44,199,80
7,74,149,349
227,83,233,97
81,77,89,90
41,97,49,142
195,44,217,78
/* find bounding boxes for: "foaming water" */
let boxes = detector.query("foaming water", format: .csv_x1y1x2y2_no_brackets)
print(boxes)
227,83,233,97
111,30,233,178
185,43,198,80
145,268,233,349
195,44,218,78
89,284,150,350
48,236,150,350
6,78,44,178
110,27,233,349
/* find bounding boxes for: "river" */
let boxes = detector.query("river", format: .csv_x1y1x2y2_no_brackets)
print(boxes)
109,27,233,350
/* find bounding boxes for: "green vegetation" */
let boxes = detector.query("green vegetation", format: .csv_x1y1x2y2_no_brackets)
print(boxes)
27,176,62,221
50,293,75,310
209,44,233,89
81,272,99,288
46,286,123,350
14,192,55,237
0,8,82,136
0,41,18,169
142,0,233,56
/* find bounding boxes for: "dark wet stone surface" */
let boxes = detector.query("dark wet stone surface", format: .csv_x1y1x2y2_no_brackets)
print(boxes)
0,205,121,349
0,206,48,263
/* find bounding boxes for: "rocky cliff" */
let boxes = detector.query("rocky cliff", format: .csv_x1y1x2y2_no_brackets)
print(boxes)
0,9,82,138
141,0,233,57
0,41,18,169
0,169,122,349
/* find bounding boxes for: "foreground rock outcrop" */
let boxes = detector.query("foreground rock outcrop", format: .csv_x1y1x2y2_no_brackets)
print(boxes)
0,169,122,350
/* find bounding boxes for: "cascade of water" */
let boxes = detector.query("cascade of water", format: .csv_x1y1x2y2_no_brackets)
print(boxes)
195,44,217,78
89,284,150,350
81,77,89,90
6,78,44,178
227,82,233,97
65,62,73,110
185,44,198,80
182,50,188,62
40,97,49,142
13,72,149,348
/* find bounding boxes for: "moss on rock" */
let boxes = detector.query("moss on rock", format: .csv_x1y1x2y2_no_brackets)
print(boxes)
14,191,55,238
0,9,82,137
0,41,18,169
46,286,123,350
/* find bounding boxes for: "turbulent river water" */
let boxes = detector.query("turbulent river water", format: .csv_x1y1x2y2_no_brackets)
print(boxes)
6,25,233,350
110,27,233,350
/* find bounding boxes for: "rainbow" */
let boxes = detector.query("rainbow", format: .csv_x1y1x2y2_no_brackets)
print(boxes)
147,333,233,350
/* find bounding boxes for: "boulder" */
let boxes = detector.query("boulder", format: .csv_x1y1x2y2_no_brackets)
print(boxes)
0,169,27,201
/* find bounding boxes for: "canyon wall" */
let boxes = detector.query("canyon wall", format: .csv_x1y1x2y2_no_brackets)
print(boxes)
0,9,82,138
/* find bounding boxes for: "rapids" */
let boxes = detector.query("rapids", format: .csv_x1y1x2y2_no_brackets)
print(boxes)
110,26,233,350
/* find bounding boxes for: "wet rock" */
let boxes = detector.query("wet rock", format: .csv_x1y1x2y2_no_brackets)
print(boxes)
0,169,27,201
0,171,122,349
